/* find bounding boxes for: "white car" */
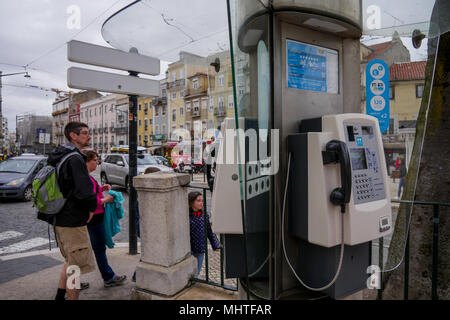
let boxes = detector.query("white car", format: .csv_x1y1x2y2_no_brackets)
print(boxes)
100,153,173,191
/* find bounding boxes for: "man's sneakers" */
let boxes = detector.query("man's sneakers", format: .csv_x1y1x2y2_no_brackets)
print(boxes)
104,275,127,288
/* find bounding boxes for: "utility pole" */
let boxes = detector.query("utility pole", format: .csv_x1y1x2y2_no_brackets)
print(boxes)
128,47,139,255
128,87,138,255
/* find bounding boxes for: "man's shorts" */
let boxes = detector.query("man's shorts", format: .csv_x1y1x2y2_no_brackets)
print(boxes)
55,226,96,275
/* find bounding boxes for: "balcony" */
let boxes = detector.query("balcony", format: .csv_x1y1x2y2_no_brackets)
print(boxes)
115,127,128,135
192,110,200,117
214,108,226,117
52,108,69,117
110,127,115,133
167,79,185,89
151,97,167,106
104,127,108,133
184,87,208,98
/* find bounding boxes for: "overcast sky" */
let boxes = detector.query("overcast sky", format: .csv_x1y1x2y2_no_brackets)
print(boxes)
0,0,432,132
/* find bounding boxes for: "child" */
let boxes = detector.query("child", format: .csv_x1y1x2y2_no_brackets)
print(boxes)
188,191,221,275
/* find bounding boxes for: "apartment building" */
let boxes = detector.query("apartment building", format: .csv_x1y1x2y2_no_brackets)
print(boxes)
80,94,128,153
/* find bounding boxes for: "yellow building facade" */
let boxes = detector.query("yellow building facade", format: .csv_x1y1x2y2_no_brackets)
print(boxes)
137,96,154,148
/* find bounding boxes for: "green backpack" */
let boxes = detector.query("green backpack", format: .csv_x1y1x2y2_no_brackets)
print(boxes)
32,152,81,215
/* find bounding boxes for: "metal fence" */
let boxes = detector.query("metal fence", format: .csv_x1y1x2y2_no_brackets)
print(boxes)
377,200,450,300
187,182,448,298
187,184,238,292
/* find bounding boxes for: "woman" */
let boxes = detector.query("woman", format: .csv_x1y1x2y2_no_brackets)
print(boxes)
83,150,127,287
188,191,221,275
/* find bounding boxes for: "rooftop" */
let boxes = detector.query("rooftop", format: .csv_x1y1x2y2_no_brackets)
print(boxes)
390,61,427,81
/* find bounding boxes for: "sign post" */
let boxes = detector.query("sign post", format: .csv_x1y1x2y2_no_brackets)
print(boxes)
67,40,161,255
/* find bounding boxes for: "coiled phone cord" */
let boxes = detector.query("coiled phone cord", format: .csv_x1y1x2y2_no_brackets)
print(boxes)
282,153,345,291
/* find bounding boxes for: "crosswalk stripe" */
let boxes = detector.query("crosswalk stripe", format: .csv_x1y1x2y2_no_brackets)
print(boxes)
0,238,54,255
0,231,24,242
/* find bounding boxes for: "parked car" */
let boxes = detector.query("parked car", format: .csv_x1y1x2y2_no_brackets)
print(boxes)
0,155,47,201
100,153,173,191
153,155,171,167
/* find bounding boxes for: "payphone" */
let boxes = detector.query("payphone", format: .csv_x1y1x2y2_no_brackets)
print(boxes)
284,113,392,297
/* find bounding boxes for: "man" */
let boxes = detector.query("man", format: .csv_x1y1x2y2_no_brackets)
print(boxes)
397,158,407,199
203,137,216,192
38,122,97,300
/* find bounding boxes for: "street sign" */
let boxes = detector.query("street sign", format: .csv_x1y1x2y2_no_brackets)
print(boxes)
366,59,390,133
68,40,160,76
68,67,159,96
39,133,50,144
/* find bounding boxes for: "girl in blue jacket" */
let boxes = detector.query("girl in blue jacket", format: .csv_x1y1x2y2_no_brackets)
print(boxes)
188,191,221,275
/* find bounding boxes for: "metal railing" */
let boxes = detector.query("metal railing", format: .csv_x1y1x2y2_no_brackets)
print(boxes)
377,199,449,300
187,184,238,292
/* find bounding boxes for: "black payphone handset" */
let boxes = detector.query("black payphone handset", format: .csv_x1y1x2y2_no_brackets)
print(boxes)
324,140,352,213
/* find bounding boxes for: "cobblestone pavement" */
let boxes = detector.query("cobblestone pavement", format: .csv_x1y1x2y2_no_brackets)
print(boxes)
194,247,238,290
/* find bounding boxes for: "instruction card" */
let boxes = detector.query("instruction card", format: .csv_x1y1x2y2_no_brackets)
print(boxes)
287,39,339,94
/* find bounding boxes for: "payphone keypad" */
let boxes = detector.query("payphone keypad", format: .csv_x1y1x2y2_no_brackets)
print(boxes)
345,124,386,205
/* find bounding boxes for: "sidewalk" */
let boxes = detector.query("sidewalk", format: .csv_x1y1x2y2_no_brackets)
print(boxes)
0,246,237,300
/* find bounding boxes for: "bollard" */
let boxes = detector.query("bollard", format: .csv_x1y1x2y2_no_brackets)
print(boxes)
133,172,196,297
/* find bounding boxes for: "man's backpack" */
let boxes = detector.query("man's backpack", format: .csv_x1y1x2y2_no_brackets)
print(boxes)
32,152,81,215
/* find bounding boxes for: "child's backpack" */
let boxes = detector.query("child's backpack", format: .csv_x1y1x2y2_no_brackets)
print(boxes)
32,152,81,215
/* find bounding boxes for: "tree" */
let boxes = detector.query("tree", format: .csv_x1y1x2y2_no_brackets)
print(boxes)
382,1,450,299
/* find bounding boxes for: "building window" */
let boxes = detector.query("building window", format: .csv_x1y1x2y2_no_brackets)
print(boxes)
193,101,200,114
162,107,166,115
388,119,395,135
193,78,198,89
172,109,176,122
208,119,214,129
172,72,176,82
180,107,184,116
172,92,177,100
139,120,141,127
228,94,234,109
186,122,191,132
186,102,191,112
218,96,225,110
155,125,160,134
416,84,424,98
162,125,166,134
209,97,214,112
218,74,225,87
180,90,185,98
202,98,208,110
155,107,159,116
390,86,395,100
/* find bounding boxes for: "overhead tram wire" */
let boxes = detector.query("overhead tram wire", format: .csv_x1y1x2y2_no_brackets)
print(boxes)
24,0,123,69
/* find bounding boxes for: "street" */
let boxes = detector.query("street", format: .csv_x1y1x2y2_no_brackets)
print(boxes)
0,168,217,285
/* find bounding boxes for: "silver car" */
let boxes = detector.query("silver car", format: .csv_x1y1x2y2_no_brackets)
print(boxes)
100,153,173,191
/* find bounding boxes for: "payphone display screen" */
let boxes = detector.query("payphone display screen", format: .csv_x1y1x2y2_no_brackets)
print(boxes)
344,123,386,205
350,148,368,170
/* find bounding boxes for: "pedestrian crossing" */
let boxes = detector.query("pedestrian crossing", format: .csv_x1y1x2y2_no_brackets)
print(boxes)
0,230,54,256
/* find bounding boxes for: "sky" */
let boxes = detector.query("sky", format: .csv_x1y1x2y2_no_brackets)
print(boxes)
0,0,432,133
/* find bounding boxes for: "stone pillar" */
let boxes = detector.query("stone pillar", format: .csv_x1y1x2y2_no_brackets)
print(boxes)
133,172,196,297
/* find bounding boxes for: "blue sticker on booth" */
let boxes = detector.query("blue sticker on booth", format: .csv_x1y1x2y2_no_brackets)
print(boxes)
366,59,390,133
